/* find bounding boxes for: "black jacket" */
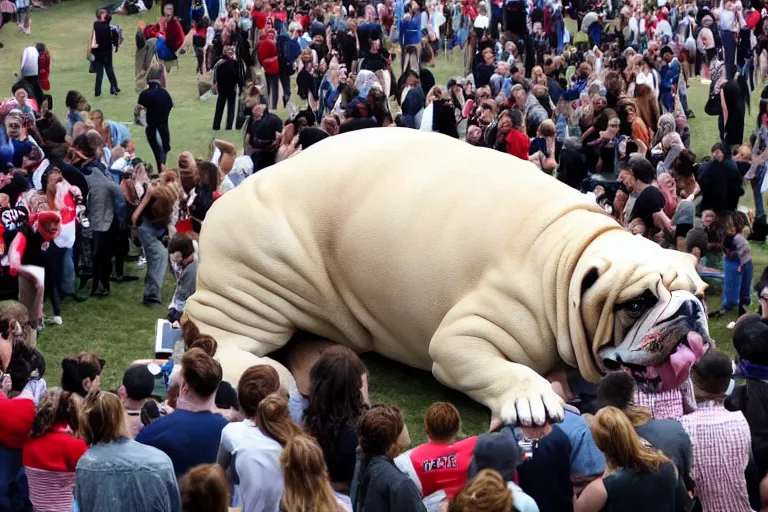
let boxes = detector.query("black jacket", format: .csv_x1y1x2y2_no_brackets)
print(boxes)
351,455,425,512
92,21,113,55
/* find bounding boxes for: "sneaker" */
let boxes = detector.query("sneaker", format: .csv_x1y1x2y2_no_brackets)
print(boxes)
137,256,147,268
50,316,62,325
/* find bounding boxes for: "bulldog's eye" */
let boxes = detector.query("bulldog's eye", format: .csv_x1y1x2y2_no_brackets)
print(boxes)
618,291,658,318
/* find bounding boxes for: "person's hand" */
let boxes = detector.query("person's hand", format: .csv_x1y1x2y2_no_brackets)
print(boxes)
1,373,11,397
738,265,743,273
628,217,647,235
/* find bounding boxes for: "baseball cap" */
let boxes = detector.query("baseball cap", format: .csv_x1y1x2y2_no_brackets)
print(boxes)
215,381,239,410
467,430,523,482
122,365,156,401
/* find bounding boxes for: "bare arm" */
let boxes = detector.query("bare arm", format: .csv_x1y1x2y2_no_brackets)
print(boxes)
575,478,608,512
721,89,728,126
131,183,155,226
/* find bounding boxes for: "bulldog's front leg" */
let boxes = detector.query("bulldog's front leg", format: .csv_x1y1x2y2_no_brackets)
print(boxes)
429,316,564,427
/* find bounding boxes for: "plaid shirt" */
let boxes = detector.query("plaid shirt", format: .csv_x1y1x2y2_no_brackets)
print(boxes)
634,388,685,420
680,401,752,512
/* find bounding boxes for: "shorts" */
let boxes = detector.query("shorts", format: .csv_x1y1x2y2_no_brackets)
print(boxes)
16,7,29,14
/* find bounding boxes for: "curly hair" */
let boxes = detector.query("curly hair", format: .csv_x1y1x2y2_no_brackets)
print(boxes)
30,388,80,438
356,403,404,458
303,347,368,458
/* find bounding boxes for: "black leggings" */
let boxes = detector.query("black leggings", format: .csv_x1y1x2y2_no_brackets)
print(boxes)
146,124,170,172
41,243,66,316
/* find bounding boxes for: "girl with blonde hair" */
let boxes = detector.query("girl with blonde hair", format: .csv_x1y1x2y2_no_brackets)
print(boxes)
281,435,352,512
575,407,685,512
447,469,514,512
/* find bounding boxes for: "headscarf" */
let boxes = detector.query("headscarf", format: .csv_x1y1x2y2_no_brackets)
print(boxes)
658,132,685,175
652,113,676,147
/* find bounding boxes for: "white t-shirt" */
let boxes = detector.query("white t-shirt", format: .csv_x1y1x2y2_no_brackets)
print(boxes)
20,46,39,78
474,14,490,29
219,420,283,512
635,70,659,96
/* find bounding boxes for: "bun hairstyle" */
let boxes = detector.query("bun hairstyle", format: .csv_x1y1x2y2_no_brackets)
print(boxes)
448,469,514,512
181,319,218,356
61,352,104,397
255,395,302,447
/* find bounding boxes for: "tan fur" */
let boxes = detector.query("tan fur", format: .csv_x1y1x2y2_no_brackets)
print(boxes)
187,128,704,424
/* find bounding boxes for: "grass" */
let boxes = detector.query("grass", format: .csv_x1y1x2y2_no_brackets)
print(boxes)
0,2,763,443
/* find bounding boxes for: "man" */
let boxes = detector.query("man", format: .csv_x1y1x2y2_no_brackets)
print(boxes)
489,61,513,98
137,65,173,173
399,1,422,72
562,62,591,101
680,350,753,512
395,403,478,510
19,45,42,107
90,9,120,97
697,142,743,214
659,45,680,114
622,156,674,237
136,348,228,477
511,84,548,138
167,234,197,323
118,364,162,438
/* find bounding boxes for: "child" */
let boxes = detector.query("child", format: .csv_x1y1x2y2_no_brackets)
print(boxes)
721,211,753,317
88,110,113,149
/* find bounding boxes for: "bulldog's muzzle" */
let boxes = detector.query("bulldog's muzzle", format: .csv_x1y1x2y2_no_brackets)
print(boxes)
600,290,711,391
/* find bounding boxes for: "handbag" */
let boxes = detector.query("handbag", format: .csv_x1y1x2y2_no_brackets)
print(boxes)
88,60,97,74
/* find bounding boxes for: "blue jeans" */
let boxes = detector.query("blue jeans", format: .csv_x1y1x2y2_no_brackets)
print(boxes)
723,257,753,310
137,223,167,303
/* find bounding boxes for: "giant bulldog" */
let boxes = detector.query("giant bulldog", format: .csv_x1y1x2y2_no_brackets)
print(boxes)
186,128,711,426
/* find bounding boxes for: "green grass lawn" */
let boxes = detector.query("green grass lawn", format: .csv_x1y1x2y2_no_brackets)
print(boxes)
0,1,764,443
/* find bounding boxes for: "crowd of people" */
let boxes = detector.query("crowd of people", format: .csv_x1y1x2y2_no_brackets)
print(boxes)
1,0,768,508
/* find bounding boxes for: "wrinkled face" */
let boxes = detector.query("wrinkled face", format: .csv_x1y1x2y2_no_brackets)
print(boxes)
597,272,712,393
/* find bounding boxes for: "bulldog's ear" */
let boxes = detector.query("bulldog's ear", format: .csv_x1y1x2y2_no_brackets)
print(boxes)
580,267,600,296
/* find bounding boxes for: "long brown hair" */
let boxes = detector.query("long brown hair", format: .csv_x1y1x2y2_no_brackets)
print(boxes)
255,395,303,446
280,435,339,512
448,469,514,512
590,407,674,473
30,388,81,438
634,84,660,136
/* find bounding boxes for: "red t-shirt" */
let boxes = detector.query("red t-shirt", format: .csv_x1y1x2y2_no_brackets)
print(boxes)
0,394,35,450
252,10,268,29
23,428,88,472
405,437,478,499
506,128,530,160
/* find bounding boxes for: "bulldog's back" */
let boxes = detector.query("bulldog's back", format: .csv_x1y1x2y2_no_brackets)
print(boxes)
191,129,611,369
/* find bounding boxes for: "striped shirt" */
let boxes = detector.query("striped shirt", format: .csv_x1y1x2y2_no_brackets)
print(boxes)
680,401,752,512
24,467,77,512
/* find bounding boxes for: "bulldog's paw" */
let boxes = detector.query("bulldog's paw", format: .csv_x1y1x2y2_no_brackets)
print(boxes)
496,381,565,427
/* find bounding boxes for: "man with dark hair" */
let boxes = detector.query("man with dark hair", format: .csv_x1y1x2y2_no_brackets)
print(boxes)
681,350,752,512
118,364,161,438
696,142,743,214
90,9,120,97
136,348,228,477
352,404,425,511
659,45,679,114
167,234,197,323
623,156,673,237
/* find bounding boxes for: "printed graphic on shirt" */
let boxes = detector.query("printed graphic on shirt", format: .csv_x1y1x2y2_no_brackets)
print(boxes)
422,453,458,472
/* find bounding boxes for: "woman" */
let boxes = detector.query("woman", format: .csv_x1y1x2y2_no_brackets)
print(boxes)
22,389,87,512
217,366,297,512
587,110,621,174
720,75,747,150
651,113,676,151
74,390,181,512
26,167,78,326
61,351,104,397
303,346,369,494
635,84,660,139
179,464,229,512
447,470,514,512
575,407,686,512
657,132,685,174
618,98,650,147
281,435,352,512
258,29,281,111
131,180,177,306
529,119,558,172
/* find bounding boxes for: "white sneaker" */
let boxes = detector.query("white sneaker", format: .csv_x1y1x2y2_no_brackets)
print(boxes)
51,316,62,325
137,256,147,268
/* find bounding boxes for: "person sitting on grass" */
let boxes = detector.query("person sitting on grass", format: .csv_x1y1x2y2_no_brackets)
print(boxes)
167,234,198,324
395,402,477,511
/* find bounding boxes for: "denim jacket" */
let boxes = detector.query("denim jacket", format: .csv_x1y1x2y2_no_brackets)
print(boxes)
74,439,181,512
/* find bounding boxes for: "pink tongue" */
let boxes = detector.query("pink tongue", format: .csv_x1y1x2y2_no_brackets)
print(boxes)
656,344,697,391
687,331,707,359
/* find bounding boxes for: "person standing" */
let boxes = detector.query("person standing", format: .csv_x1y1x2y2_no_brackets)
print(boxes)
89,9,120,97
137,65,173,173
37,43,51,103
211,46,238,131
19,44,42,107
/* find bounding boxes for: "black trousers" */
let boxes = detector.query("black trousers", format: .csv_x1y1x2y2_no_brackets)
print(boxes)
91,221,118,293
212,86,237,130
114,227,130,277
41,243,65,316
93,52,118,96
22,74,43,106
146,124,170,171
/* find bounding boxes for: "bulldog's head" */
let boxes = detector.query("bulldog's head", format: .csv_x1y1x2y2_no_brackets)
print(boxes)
568,232,712,392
